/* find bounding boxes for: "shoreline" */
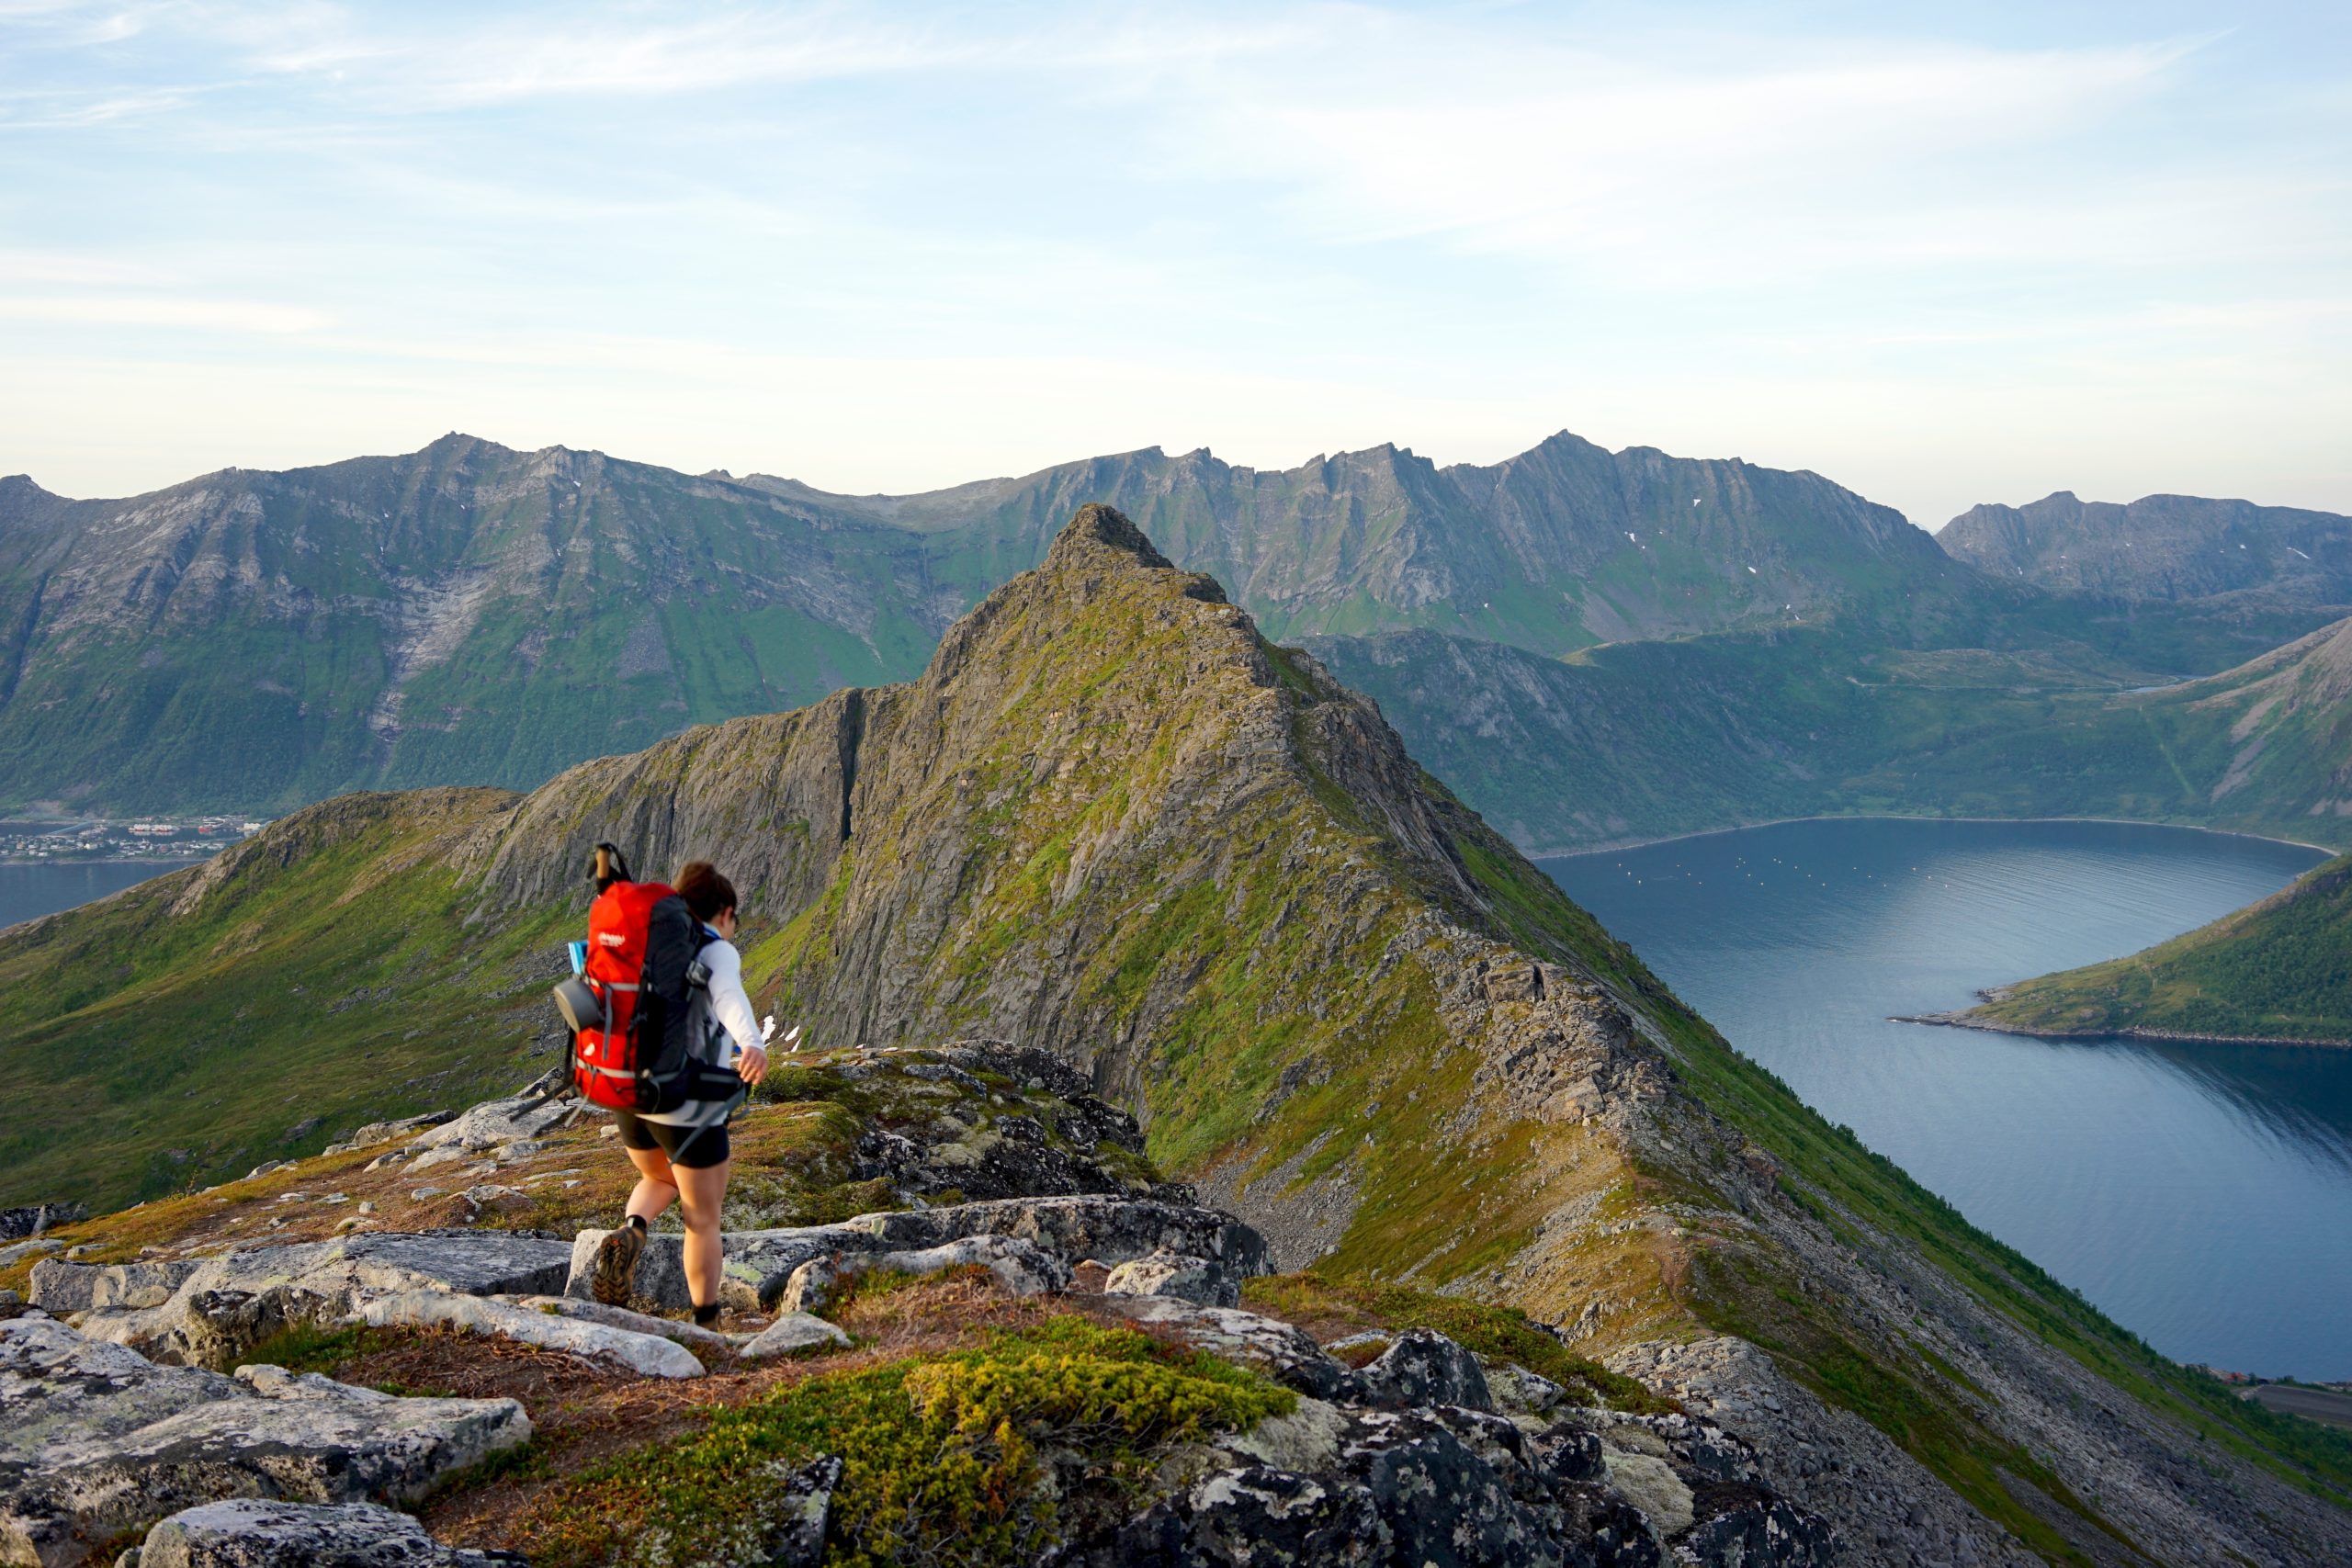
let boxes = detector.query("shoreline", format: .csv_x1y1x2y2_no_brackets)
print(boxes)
0,855,212,868
1892,1009,2352,1052
1524,812,2344,861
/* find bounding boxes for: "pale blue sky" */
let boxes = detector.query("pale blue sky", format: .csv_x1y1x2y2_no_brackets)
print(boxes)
3,1,2347,528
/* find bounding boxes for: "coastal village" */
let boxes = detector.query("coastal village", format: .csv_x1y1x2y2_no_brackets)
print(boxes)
0,816,265,863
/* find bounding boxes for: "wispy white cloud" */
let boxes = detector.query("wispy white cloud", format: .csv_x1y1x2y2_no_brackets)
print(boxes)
0,246,164,284
1144,17,2217,285
1,1,2346,525
0,294,330,332
224,3,1303,109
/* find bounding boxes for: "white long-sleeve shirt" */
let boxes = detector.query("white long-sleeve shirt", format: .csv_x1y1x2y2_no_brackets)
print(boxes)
640,932,762,1126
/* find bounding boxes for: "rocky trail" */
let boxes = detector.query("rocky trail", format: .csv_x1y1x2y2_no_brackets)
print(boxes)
1,1047,1831,1566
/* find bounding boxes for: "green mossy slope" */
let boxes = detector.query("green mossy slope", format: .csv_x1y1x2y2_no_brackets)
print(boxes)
1966,853,2352,1043
0,787,558,1210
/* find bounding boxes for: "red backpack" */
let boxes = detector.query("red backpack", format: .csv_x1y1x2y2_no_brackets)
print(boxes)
557,844,713,1112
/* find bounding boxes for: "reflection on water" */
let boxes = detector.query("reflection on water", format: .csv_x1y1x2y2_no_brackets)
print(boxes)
0,860,183,929
2134,1040,2352,1170
1542,818,2352,1379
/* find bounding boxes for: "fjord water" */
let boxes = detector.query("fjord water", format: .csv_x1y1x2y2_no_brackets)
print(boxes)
1541,818,2352,1380
0,860,181,928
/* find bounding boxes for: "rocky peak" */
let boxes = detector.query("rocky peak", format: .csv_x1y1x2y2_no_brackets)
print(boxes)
1042,500,1177,572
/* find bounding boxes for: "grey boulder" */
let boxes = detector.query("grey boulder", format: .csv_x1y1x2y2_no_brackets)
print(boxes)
1350,1327,1495,1414
137,1498,518,1566
737,1313,851,1360
405,1095,573,1157
1102,1250,1235,1307
844,1195,1269,1282
0,1317,529,1568
356,1292,705,1380
1093,1295,1349,1399
66,1232,573,1367
778,1235,1069,1315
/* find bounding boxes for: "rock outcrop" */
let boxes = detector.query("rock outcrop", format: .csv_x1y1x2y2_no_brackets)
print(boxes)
135,1498,523,1567
47,1232,573,1369
0,1317,528,1567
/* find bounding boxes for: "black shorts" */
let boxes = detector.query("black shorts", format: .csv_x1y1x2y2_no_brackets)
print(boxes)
614,1111,732,1169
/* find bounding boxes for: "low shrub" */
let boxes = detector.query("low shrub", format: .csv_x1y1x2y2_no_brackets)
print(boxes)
515,1314,1292,1567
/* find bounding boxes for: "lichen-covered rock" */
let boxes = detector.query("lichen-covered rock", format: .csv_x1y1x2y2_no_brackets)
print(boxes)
1348,1412,1555,1566
1047,1350,1833,1568
1349,1327,1493,1414
103,1260,204,1311
844,1195,1269,1284
820,1040,1170,1203
25,1258,98,1314
737,1314,851,1360
1100,1465,1388,1566
0,1317,529,1567
778,1235,1069,1315
0,1204,83,1243
67,1232,574,1367
493,1295,735,1357
405,1095,573,1157
1102,1251,1233,1307
137,1498,519,1566
759,1454,843,1568
1484,1361,1568,1421
356,1292,705,1379
1093,1295,1349,1399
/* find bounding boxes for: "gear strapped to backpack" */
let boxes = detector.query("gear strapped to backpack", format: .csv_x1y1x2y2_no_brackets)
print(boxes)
556,843,717,1112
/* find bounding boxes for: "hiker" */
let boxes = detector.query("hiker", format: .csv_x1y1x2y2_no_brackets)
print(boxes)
592,860,769,1323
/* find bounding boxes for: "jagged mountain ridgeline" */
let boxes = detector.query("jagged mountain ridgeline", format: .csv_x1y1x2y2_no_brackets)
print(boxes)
764,431,1965,650
0,430,1971,814
6,509,2348,1563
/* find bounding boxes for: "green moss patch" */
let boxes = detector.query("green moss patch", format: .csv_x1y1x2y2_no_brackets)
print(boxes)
514,1315,1293,1567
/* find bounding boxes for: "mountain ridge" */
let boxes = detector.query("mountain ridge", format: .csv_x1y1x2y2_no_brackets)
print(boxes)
0,427,1980,816
5,506,2347,1563
1939,489,2352,605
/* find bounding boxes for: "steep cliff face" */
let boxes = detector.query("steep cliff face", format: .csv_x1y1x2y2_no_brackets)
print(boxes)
1940,491,2352,605
6,508,2349,1562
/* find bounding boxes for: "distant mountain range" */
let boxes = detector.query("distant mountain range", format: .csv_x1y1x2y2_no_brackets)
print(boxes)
6,429,2347,851
1940,491,2352,605
0,429,1971,814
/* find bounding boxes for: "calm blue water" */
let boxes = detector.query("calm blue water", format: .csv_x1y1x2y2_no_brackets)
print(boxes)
0,860,186,928
1542,818,2352,1380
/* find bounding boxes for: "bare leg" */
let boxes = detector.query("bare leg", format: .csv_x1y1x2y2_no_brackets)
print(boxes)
673,1158,731,1311
624,1145,679,1226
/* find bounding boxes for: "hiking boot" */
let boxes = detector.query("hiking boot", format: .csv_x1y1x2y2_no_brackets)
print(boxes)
592,1221,645,1305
